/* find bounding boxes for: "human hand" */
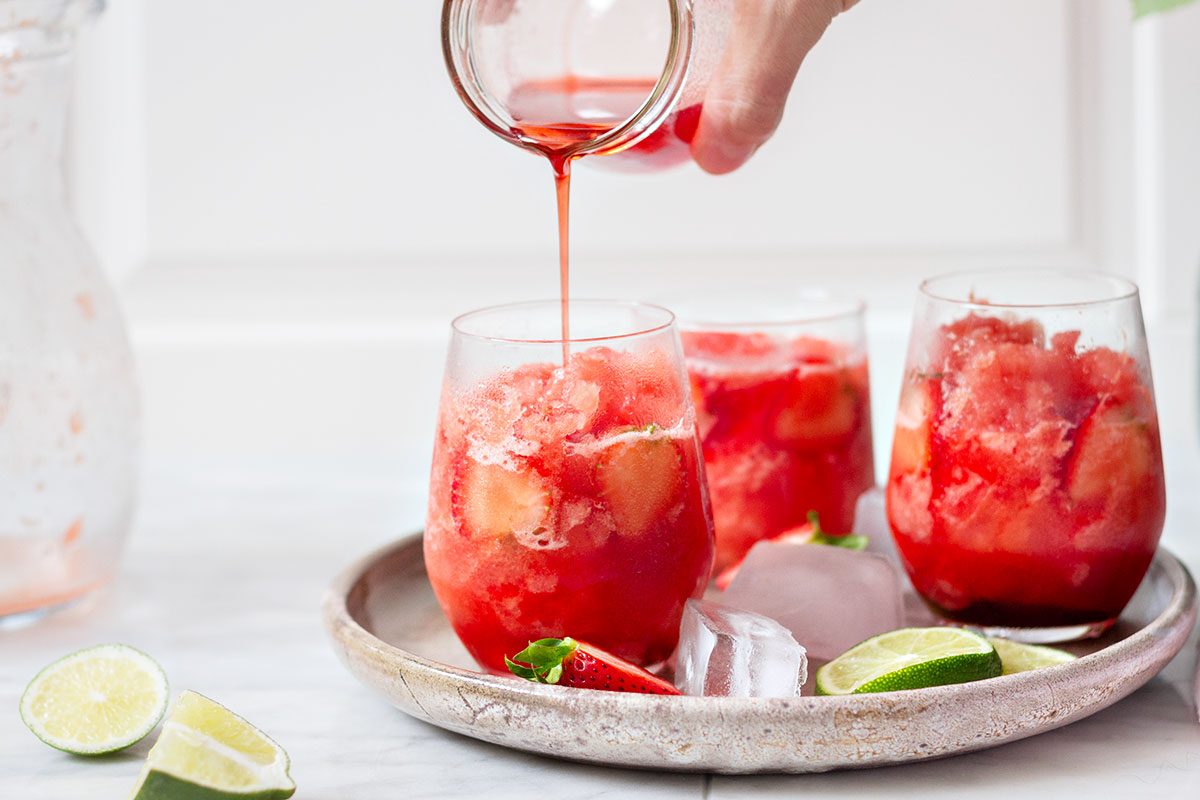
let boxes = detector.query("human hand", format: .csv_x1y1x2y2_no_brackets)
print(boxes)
691,0,858,174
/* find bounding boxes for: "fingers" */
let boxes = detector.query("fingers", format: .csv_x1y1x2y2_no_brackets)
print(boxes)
691,0,854,175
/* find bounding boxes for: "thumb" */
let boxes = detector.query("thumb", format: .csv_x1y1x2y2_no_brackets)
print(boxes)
691,0,853,175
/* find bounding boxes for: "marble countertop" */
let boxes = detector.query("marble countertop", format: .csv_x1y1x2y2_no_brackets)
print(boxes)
3,458,1200,799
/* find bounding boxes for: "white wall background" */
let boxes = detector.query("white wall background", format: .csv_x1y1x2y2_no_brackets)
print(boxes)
58,0,1200,510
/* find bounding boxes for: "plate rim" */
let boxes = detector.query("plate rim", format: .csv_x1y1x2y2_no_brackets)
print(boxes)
323,532,1198,713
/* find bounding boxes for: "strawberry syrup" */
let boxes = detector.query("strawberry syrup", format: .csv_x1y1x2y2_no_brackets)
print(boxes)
507,77,701,362
553,158,572,365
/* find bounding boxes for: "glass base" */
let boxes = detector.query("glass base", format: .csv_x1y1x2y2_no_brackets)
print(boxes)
0,584,101,631
956,618,1116,645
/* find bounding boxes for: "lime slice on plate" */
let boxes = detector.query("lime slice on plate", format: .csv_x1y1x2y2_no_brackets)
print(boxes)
20,643,169,755
989,637,1077,675
815,627,1002,696
130,690,295,800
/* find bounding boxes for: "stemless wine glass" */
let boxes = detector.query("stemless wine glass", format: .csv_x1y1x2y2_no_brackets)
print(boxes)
425,300,715,673
888,271,1166,642
674,294,875,573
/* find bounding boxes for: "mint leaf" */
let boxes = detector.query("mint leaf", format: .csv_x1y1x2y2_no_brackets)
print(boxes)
1133,0,1197,17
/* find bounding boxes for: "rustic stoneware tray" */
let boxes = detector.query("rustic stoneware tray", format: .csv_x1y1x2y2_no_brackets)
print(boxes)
322,533,1196,774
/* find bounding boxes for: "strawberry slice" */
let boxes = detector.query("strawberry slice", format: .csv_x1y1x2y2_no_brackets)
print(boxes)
768,369,859,450
453,461,551,542
505,637,681,695
713,512,867,590
1066,401,1156,505
595,433,682,537
890,377,936,474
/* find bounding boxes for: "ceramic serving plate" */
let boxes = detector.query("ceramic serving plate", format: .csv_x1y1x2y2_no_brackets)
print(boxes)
322,534,1196,774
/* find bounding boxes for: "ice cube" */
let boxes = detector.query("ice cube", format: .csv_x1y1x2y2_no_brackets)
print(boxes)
853,486,896,559
723,542,906,661
676,599,806,698
853,487,939,626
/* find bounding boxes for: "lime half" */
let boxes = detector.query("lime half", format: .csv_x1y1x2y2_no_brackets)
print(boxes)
130,690,295,800
20,643,169,755
816,627,1001,695
989,638,1077,675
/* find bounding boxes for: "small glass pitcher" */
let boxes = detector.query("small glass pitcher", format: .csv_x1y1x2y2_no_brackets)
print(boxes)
442,0,732,171
0,0,139,625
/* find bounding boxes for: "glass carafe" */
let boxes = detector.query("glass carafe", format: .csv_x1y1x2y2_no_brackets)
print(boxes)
0,0,139,625
442,0,733,172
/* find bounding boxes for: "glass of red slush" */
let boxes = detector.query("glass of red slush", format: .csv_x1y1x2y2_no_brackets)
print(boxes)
425,300,715,673
675,295,875,573
888,271,1166,642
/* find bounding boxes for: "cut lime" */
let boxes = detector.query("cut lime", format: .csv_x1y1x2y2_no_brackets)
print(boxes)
20,643,169,755
130,690,295,800
815,627,1001,695
989,637,1077,675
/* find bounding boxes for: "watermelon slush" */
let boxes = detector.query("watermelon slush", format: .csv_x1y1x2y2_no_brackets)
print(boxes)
425,346,714,672
887,314,1165,631
682,331,875,572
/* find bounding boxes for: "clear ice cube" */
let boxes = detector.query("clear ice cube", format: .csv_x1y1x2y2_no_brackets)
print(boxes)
676,599,807,698
852,486,938,626
853,486,896,559
722,542,906,661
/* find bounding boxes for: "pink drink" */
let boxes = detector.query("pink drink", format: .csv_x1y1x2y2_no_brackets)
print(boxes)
683,331,875,572
888,272,1166,639
426,307,714,673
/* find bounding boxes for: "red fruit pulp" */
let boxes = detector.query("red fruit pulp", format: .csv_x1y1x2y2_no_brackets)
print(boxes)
425,347,715,673
887,314,1166,629
682,331,876,572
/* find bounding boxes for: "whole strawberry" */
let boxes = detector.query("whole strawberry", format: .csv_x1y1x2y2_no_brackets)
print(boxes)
505,638,680,695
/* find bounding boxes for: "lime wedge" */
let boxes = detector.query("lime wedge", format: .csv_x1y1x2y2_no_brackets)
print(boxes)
20,643,169,755
989,637,1077,675
129,691,295,800
815,627,1001,695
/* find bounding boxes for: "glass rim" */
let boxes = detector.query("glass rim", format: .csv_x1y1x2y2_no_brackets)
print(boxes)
451,299,676,345
674,294,866,331
919,269,1140,309
441,0,690,162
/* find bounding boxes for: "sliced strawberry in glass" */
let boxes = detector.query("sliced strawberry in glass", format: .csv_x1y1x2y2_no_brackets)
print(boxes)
891,376,937,475
1067,401,1156,506
595,434,683,537
452,460,553,546
768,367,859,450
